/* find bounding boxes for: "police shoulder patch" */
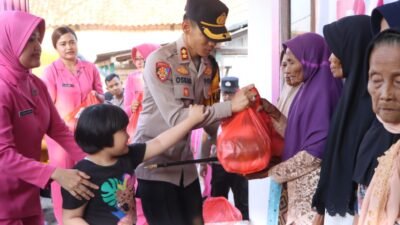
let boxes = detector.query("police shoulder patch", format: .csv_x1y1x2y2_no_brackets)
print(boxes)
156,61,172,82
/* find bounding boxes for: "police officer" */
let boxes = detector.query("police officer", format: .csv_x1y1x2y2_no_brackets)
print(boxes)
133,0,254,224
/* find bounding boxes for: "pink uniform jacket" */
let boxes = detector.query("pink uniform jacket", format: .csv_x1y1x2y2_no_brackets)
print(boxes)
124,70,144,117
0,11,86,220
42,58,104,119
0,68,86,219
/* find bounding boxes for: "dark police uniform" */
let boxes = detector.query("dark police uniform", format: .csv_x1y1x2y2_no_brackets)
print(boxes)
133,0,232,224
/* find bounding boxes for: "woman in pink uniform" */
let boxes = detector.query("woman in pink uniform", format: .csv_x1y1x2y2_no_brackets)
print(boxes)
124,43,160,117
0,11,97,225
123,43,159,225
42,26,104,224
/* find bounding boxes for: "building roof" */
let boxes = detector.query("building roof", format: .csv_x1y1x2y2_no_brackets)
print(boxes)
30,0,184,31
30,0,247,31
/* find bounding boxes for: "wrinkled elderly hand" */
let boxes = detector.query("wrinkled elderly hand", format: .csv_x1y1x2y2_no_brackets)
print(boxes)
260,98,282,120
230,84,256,113
51,168,99,200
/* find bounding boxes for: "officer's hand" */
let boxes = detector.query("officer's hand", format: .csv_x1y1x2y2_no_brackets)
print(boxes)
230,84,256,113
131,100,140,113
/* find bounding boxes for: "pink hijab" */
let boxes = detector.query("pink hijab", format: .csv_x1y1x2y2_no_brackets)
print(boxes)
131,43,160,61
0,11,45,84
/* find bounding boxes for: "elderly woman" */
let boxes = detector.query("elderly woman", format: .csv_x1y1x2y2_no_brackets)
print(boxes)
262,33,342,225
353,1,400,216
358,29,400,225
0,11,97,225
311,15,374,225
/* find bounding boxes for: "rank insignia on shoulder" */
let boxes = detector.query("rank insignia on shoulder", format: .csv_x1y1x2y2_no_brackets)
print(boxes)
204,66,212,76
180,47,189,61
156,61,172,82
177,66,189,75
183,87,190,97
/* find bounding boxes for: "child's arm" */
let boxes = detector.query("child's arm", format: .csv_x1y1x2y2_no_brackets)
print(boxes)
63,203,89,225
144,104,208,160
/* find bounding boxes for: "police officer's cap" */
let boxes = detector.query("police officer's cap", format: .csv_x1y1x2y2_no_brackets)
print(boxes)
221,76,239,93
185,0,232,42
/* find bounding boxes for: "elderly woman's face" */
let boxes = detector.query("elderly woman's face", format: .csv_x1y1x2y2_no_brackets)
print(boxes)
368,43,400,123
329,53,344,78
19,28,41,69
283,48,304,86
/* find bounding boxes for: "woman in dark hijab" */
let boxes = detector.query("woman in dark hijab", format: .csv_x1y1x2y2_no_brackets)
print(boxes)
370,1,400,34
262,32,342,225
311,15,373,225
353,0,400,215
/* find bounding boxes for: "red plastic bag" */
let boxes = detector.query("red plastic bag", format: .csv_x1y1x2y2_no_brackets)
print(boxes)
64,92,101,131
253,88,284,157
127,92,143,142
217,88,272,175
203,197,242,223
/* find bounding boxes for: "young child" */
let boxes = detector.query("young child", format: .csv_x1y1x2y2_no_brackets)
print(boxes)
61,104,207,225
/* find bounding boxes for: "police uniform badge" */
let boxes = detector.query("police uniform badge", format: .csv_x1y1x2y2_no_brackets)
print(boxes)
156,61,172,82
180,47,189,61
183,87,190,97
177,66,189,75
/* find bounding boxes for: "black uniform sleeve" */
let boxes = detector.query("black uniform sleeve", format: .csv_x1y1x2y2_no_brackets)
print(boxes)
127,143,146,168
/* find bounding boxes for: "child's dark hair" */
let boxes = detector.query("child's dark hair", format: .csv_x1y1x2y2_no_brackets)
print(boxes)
105,73,120,84
75,104,129,154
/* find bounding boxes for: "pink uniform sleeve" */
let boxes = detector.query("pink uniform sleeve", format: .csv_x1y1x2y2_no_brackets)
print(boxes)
42,65,57,103
124,75,134,117
0,97,55,189
92,65,104,94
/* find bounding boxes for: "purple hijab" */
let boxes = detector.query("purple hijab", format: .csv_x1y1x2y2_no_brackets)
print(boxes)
282,33,343,160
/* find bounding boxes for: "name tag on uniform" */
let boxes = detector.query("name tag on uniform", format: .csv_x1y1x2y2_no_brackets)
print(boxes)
19,108,33,117
175,76,192,84
62,83,74,87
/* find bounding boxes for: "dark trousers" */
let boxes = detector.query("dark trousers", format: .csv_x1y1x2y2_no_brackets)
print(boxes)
137,178,204,225
211,164,249,220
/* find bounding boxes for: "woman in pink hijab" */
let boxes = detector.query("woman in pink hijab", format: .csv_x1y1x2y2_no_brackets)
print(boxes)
41,26,104,224
123,43,159,225
0,11,97,225
124,43,160,117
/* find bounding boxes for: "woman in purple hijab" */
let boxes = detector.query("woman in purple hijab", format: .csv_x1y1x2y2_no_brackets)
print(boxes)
262,32,343,224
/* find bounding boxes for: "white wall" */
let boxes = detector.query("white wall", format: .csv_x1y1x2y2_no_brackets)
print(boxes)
247,0,279,224
316,0,337,34
248,0,274,100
